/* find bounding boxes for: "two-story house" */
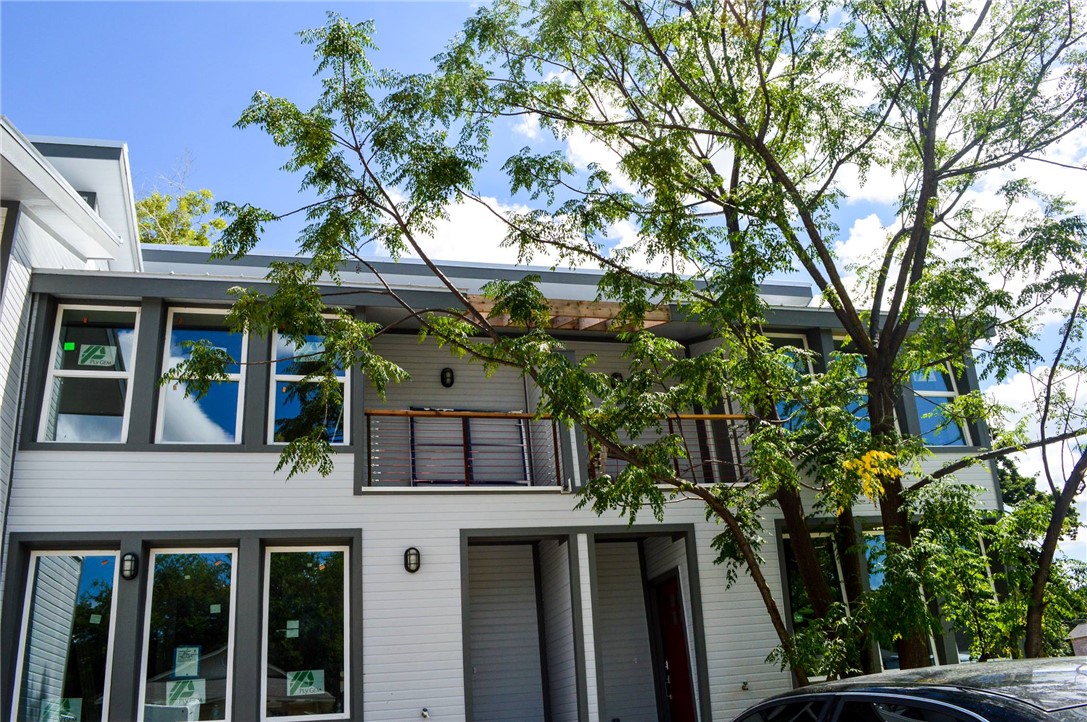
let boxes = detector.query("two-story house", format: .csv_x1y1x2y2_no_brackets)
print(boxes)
0,121,1001,722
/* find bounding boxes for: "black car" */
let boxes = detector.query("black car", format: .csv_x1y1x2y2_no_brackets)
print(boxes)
734,657,1087,721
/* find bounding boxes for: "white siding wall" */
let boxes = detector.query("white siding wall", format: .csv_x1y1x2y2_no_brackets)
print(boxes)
643,535,702,720
594,541,656,722
467,544,545,722
538,539,578,722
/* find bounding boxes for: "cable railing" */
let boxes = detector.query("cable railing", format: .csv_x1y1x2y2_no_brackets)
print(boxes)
365,409,562,487
600,413,752,486
365,409,752,488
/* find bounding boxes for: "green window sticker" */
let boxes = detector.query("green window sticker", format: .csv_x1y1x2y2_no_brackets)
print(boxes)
40,698,82,722
166,678,206,706
78,344,117,367
63,341,76,351
287,669,325,696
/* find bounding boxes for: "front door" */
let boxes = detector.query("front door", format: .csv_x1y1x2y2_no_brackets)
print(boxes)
652,574,697,722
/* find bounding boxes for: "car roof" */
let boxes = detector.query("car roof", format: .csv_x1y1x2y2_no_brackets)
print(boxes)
772,658,1087,715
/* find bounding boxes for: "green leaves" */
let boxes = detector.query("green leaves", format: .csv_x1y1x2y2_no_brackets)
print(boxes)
137,189,226,247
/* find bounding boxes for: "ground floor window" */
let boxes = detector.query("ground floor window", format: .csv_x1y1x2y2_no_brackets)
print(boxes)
262,547,349,720
139,549,237,722
12,551,118,722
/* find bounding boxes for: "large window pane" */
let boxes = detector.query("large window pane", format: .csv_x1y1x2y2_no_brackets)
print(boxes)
46,377,128,442
273,383,345,444
54,309,136,372
160,381,240,443
142,551,235,722
15,553,117,722
915,396,967,446
273,335,344,377
168,313,243,374
264,549,347,719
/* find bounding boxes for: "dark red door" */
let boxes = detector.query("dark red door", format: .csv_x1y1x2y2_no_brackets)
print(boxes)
654,575,697,722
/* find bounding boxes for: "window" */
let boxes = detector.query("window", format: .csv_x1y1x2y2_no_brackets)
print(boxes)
12,552,119,722
262,547,349,720
782,534,848,633
838,699,971,721
768,334,812,430
139,549,236,722
833,337,870,433
910,367,969,446
269,333,347,444
39,306,139,442
158,309,246,443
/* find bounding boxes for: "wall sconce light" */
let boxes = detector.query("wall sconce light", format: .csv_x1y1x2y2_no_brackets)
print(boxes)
610,371,624,386
120,552,139,580
440,367,455,388
404,547,421,573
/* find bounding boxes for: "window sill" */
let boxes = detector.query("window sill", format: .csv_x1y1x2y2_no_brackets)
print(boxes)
356,485,566,494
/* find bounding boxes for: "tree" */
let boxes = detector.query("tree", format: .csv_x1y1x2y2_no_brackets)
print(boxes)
170,4,1087,683
136,188,226,246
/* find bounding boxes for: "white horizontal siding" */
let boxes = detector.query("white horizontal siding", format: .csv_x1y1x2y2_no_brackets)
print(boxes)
467,544,545,722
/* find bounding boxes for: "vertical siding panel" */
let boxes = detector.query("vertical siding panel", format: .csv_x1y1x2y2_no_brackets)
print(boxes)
539,539,577,722
467,545,545,722
594,542,656,722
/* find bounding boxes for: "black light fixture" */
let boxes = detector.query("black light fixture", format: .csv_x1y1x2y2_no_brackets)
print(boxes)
404,547,421,573
120,552,139,580
440,367,455,388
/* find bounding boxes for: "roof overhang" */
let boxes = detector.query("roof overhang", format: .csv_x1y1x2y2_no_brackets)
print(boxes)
1,116,122,260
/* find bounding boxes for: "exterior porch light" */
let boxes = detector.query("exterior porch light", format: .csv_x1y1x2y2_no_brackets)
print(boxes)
440,367,455,388
404,547,421,573
120,552,139,580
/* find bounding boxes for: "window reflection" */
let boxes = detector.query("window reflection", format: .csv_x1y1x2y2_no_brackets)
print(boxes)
142,551,235,722
159,311,245,444
271,333,348,445
264,549,348,719
15,553,117,722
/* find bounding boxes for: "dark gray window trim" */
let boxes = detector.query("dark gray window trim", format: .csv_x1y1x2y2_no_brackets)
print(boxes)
1,201,19,298
1,529,363,722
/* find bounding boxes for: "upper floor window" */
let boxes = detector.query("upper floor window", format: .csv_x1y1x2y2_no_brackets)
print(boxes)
39,306,139,442
157,309,246,444
768,334,812,429
270,333,347,445
911,367,970,446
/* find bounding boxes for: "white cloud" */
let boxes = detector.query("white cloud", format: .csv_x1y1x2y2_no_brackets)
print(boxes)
511,113,541,140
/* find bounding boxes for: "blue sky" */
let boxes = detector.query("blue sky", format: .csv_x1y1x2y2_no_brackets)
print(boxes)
1,1,483,250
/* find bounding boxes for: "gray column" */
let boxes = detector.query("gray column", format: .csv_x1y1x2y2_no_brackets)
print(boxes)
127,298,164,445
353,308,368,493
242,331,269,448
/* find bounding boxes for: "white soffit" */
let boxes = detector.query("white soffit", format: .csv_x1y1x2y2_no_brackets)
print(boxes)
1,117,122,260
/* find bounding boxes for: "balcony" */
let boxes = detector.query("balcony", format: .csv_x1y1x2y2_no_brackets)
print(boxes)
365,409,751,488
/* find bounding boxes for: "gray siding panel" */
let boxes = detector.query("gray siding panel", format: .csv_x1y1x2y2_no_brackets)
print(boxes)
594,542,656,722
467,544,545,722
539,539,578,722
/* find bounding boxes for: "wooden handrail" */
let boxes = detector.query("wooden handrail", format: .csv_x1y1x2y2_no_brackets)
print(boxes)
364,409,752,421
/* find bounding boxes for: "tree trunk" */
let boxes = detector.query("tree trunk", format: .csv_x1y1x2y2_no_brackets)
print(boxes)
836,509,881,674
777,487,836,620
1023,448,1087,657
868,364,932,669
